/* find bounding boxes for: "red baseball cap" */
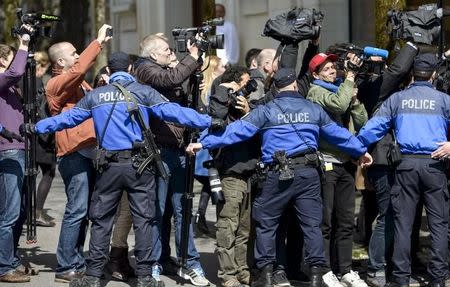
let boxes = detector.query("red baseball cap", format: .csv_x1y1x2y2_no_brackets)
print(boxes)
309,53,338,73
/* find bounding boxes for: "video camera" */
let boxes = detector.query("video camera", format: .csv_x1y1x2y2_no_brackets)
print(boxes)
330,43,389,74
228,79,258,107
172,18,224,53
387,3,442,45
263,7,324,43
11,8,61,41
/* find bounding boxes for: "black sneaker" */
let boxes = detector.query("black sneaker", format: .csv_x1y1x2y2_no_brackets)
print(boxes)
137,275,159,287
160,258,180,276
69,275,100,287
272,270,291,287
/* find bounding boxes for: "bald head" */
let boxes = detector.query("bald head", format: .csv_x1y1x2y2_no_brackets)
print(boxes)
256,48,276,76
48,42,79,70
215,4,226,18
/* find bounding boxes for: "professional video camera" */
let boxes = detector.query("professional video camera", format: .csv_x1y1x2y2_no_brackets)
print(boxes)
330,43,389,74
172,18,224,53
387,3,441,45
263,7,324,43
227,79,258,107
11,8,61,41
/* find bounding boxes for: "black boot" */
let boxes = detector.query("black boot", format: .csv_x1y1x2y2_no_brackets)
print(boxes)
105,247,135,281
428,280,445,287
310,266,323,287
195,213,210,234
251,265,273,287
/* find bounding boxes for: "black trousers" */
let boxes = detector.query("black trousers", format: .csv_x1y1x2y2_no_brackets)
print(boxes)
391,158,448,285
85,162,156,277
321,163,355,275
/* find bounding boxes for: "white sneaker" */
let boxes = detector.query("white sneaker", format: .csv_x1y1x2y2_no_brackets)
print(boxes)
341,270,368,287
178,267,210,286
323,271,346,287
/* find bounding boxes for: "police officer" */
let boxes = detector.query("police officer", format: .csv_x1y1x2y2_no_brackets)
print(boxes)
22,52,220,287
187,68,373,287
357,53,449,287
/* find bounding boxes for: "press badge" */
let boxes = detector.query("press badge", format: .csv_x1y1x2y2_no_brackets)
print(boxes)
324,162,333,171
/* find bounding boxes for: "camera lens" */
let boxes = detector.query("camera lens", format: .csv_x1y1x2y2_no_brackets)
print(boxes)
209,34,224,49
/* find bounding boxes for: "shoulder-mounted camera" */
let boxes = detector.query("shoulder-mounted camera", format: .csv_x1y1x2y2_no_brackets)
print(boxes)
11,8,61,42
172,18,224,53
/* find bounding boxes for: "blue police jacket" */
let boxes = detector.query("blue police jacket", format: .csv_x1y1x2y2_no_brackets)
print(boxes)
35,72,212,151
200,91,367,163
357,81,450,155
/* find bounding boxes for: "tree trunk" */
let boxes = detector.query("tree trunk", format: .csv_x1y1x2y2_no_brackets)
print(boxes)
375,0,406,49
3,0,20,46
92,0,108,76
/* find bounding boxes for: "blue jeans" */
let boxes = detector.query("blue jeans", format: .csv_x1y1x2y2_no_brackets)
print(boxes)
0,150,25,276
367,166,395,275
152,148,201,270
56,152,94,274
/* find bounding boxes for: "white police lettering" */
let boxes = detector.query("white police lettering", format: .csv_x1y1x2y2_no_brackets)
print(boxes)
98,91,125,102
277,113,310,124
401,99,435,110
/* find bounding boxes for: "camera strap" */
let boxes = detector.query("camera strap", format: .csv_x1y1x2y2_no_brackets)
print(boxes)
97,97,118,149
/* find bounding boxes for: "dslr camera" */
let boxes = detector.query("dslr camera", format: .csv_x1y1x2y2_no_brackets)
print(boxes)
11,8,61,41
172,18,224,53
228,79,258,107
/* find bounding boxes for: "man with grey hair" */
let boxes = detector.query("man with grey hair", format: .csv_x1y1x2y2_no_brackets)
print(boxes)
249,48,276,101
134,34,210,286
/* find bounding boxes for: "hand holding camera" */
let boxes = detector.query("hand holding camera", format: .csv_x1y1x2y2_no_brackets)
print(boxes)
19,123,36,137
345,53,363,79
0,127,23,143
97,24,113,45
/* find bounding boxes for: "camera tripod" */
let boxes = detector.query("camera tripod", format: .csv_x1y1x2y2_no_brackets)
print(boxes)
180,58,204,270
23,39,38,244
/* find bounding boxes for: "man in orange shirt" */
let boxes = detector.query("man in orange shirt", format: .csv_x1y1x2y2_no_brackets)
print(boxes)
46,24,112,283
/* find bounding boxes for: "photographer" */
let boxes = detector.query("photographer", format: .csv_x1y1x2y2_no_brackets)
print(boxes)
306,52,369,287
208,65,260,287
134,33,210,286
0,25,31,283
45,24,112,283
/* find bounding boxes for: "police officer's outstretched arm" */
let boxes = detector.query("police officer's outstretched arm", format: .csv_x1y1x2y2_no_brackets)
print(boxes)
34,96,93,134
149,101,212,130
356,96,395,147
186,106,267,155
318,107,372,166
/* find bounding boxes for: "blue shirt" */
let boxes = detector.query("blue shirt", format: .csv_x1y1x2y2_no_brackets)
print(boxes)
201,91,367,163
357,81,450,155
35,73,212,151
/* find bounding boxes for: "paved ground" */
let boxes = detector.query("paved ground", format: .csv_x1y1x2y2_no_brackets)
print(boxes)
0,168,431,287
5,169,220,287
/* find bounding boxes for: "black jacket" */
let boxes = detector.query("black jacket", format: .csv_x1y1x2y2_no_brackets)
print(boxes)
134,55,200,148
365,43,418,166
209,85,260,176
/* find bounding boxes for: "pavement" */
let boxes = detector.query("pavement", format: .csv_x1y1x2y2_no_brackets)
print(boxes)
5,168,220,287
2,168,431,287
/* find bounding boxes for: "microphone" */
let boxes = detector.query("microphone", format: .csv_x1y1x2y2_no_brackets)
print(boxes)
363,46,389,59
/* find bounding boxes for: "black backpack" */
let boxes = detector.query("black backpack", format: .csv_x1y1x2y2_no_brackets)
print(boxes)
263,7,324,42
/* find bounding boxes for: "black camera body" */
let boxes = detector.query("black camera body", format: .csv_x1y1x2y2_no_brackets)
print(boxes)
11,8,61,41
263,7,323,43
172,18,224,53
228,79,258,108
387,4,441,45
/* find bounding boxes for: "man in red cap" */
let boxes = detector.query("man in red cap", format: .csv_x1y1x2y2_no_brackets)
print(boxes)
307,52,369,287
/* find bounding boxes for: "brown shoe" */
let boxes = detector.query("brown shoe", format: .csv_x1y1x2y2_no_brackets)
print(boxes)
55,271,84,283
15,264,39,276
0,270,30,283
36,210,56,227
